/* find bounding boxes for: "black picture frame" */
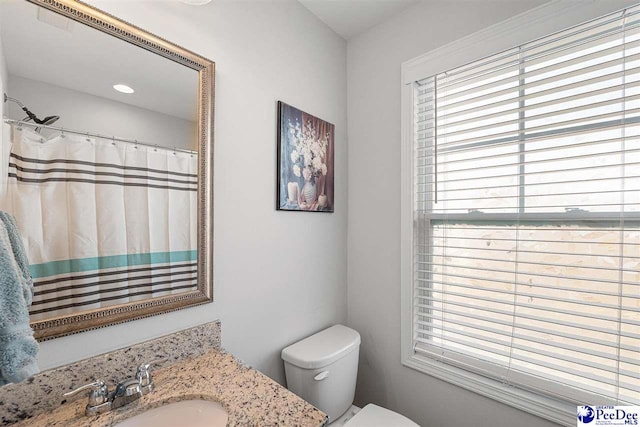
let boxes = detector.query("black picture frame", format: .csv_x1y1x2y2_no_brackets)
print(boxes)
277,101,334,212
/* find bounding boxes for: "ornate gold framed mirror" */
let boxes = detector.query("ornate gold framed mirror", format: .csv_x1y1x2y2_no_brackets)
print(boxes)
2,0,214,340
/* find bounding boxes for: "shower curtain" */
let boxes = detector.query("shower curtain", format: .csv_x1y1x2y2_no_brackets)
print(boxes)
1,126,198,321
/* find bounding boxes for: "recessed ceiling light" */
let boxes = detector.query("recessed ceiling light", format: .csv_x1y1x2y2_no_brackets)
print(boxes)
113,84,134,94
178,0,212,5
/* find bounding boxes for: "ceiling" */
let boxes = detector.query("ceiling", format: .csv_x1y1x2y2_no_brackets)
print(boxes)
299,0,419,40
0,0,198,121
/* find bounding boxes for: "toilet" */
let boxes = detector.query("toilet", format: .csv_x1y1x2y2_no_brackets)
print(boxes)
281,325,419,426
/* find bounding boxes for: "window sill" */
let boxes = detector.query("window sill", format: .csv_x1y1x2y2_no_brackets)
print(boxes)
402,353,575,426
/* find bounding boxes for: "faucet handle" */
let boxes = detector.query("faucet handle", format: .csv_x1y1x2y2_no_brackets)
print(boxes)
63,380,109,408
136,358,164,393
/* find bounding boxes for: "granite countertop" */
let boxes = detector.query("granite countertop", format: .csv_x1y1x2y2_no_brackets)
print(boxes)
14,350,328,427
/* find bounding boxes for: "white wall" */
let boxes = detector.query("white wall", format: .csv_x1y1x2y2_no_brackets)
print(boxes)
6,75,195,150
1,34,9,192
0,36,7,123
346,1,568,426
34,0,348,386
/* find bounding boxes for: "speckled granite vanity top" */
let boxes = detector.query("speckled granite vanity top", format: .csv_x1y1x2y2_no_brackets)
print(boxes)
0,321,327,427
14,349,327,427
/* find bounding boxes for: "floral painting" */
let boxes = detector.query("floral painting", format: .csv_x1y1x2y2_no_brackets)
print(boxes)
277,101,334,212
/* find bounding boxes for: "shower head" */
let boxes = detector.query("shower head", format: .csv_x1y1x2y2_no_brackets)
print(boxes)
4,92,60,126
40,115,60,125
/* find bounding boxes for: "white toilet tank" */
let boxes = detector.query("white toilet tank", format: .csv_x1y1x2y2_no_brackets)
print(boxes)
281,325,361,423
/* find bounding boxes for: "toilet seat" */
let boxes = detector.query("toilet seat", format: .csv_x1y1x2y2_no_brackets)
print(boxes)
344,404,419,427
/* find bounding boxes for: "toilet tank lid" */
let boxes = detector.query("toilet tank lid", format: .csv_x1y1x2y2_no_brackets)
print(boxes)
281,325,361,369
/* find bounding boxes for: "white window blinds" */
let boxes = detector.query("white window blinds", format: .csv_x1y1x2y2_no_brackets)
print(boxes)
412,5,640,406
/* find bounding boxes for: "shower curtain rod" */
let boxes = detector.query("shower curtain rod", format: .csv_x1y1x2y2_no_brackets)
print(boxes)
3,119,197,155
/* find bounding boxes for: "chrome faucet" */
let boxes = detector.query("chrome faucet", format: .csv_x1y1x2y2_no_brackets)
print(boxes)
62,380,110,416
110,378,143,410
63,360,161,416
136,362,155,395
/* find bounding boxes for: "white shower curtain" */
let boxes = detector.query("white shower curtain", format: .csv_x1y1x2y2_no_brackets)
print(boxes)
1,126,198,321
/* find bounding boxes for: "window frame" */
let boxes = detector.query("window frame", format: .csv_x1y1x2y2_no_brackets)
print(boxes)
400,2,640,426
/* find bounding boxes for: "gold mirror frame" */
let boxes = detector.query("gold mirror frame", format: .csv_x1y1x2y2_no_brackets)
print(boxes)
24,0,215,341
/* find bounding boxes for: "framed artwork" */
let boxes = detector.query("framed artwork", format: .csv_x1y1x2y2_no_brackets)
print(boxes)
277,101,334,212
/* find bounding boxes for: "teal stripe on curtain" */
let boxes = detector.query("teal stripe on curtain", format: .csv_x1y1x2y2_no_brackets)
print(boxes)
29,250,198,279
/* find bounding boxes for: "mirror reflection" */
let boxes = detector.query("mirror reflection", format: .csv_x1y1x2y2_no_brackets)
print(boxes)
0,0,206,372
2,1,198,148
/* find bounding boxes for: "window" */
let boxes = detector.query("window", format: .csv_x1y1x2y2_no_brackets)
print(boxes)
402,4,639,424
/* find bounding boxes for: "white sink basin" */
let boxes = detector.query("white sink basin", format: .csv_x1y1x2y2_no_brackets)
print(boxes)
114,399,229,427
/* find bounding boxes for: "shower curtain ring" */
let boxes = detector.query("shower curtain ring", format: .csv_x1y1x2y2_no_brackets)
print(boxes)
86,131,91,142
60,128,65,138
111,136,116,146
134,140,138,149
173,147,176,155
154,144,158,152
